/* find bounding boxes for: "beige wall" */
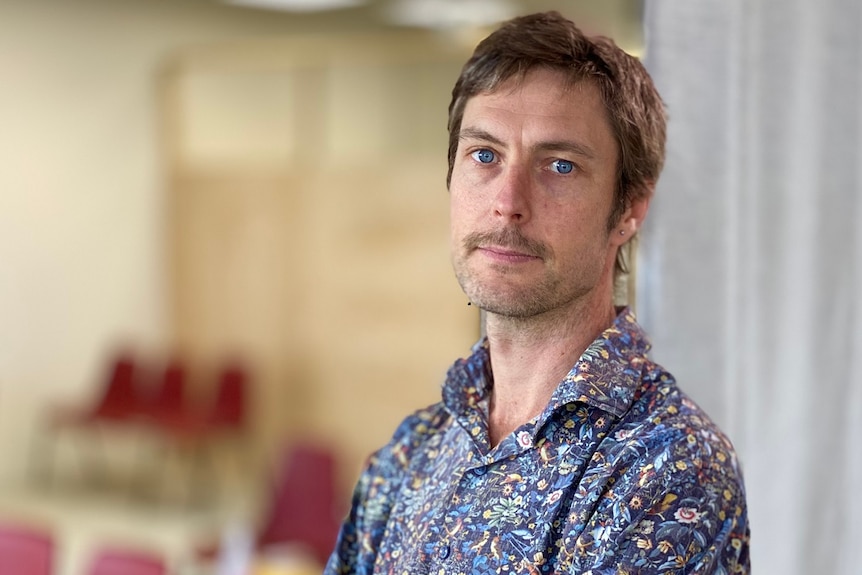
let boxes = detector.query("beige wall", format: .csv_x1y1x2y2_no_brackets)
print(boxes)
0,0,387,485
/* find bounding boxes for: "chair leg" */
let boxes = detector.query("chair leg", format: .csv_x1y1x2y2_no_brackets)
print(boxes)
27,423,56,488
126,429,165,504
188,440,218,509
76,426,111,489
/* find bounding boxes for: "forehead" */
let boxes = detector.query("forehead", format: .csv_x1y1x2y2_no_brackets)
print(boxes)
461,68,616,156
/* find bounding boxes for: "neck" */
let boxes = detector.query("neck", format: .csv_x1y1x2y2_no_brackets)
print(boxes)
484,291,617,447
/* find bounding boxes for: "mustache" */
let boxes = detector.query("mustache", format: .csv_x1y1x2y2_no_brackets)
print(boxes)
463,228,550,259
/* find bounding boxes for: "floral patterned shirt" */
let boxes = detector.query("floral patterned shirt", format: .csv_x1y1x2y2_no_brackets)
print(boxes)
325,309,750,574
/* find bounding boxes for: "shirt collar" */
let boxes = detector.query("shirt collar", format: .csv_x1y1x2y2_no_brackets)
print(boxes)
547,307,651,418
442,307,651,420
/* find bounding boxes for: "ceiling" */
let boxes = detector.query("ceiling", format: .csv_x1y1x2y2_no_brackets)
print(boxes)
219,0,645,55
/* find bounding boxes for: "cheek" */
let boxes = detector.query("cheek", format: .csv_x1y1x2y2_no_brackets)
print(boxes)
449,179,484,226
449,189,472,244
450,154,498,199
546,208,611,255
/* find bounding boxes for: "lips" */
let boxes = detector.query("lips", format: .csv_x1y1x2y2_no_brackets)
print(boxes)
463,229,548,261
477,245,541,261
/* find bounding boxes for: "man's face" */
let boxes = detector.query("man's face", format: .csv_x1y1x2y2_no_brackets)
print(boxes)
449,68,630,319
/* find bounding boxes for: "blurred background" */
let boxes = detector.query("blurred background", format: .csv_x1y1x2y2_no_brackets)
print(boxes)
0,1,642,574
1,0,860,574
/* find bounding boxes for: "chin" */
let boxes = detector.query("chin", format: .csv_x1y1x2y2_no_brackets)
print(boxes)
463,287,549,319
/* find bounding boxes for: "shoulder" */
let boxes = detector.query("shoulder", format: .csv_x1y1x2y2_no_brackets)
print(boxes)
638,369,740,473
595,370,750,572
359,402,451,487
613,366,744,493
327,402,453,572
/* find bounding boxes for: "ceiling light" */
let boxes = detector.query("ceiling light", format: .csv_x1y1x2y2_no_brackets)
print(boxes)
384,0,517,30
225,0,364,12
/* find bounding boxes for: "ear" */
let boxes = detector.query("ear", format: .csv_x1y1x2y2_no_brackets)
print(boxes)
611,184,653,247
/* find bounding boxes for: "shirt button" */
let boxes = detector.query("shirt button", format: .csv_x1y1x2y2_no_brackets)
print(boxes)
473,467,487,476
437,544,451,559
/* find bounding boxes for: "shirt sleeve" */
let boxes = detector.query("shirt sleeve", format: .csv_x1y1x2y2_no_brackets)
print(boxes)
324,408,444,575
573,426,750,574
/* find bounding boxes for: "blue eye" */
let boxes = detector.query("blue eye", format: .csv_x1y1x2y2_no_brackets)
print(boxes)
472,149,496,164
551,159,574,174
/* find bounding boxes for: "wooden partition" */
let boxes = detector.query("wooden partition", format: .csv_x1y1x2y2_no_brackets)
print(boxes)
160,33,480,489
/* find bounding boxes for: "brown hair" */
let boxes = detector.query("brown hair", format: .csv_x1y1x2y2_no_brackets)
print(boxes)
446,11,666,277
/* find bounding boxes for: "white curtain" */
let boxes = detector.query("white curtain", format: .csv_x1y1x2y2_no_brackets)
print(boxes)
640,1,862,573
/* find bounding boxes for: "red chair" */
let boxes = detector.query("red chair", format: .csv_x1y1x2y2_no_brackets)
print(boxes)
144,359,188,426
152,362,248,440
54,354,141,425
205,363,248,433
140,359,251,505
256,442,342,566
0,521,54,575
196,441,342,567
87,547,166,575
33,353,143,485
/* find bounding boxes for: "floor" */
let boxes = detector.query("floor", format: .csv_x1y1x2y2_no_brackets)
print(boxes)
0,430,263,575
0,424,333,575
0,479,248,575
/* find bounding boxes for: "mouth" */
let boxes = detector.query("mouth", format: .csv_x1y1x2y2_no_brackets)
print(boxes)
463,229,548,263
476,245,542,263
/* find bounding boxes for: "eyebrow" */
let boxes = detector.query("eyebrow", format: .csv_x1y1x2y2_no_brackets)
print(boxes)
458,127,597,160
459,128,506,148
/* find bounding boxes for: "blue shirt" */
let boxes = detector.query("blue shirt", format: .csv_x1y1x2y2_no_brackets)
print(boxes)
326,309,750,574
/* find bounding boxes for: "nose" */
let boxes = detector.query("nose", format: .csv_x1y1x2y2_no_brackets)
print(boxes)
492,164,532,224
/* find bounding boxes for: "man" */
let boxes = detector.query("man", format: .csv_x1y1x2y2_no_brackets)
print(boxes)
326,11,749,575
